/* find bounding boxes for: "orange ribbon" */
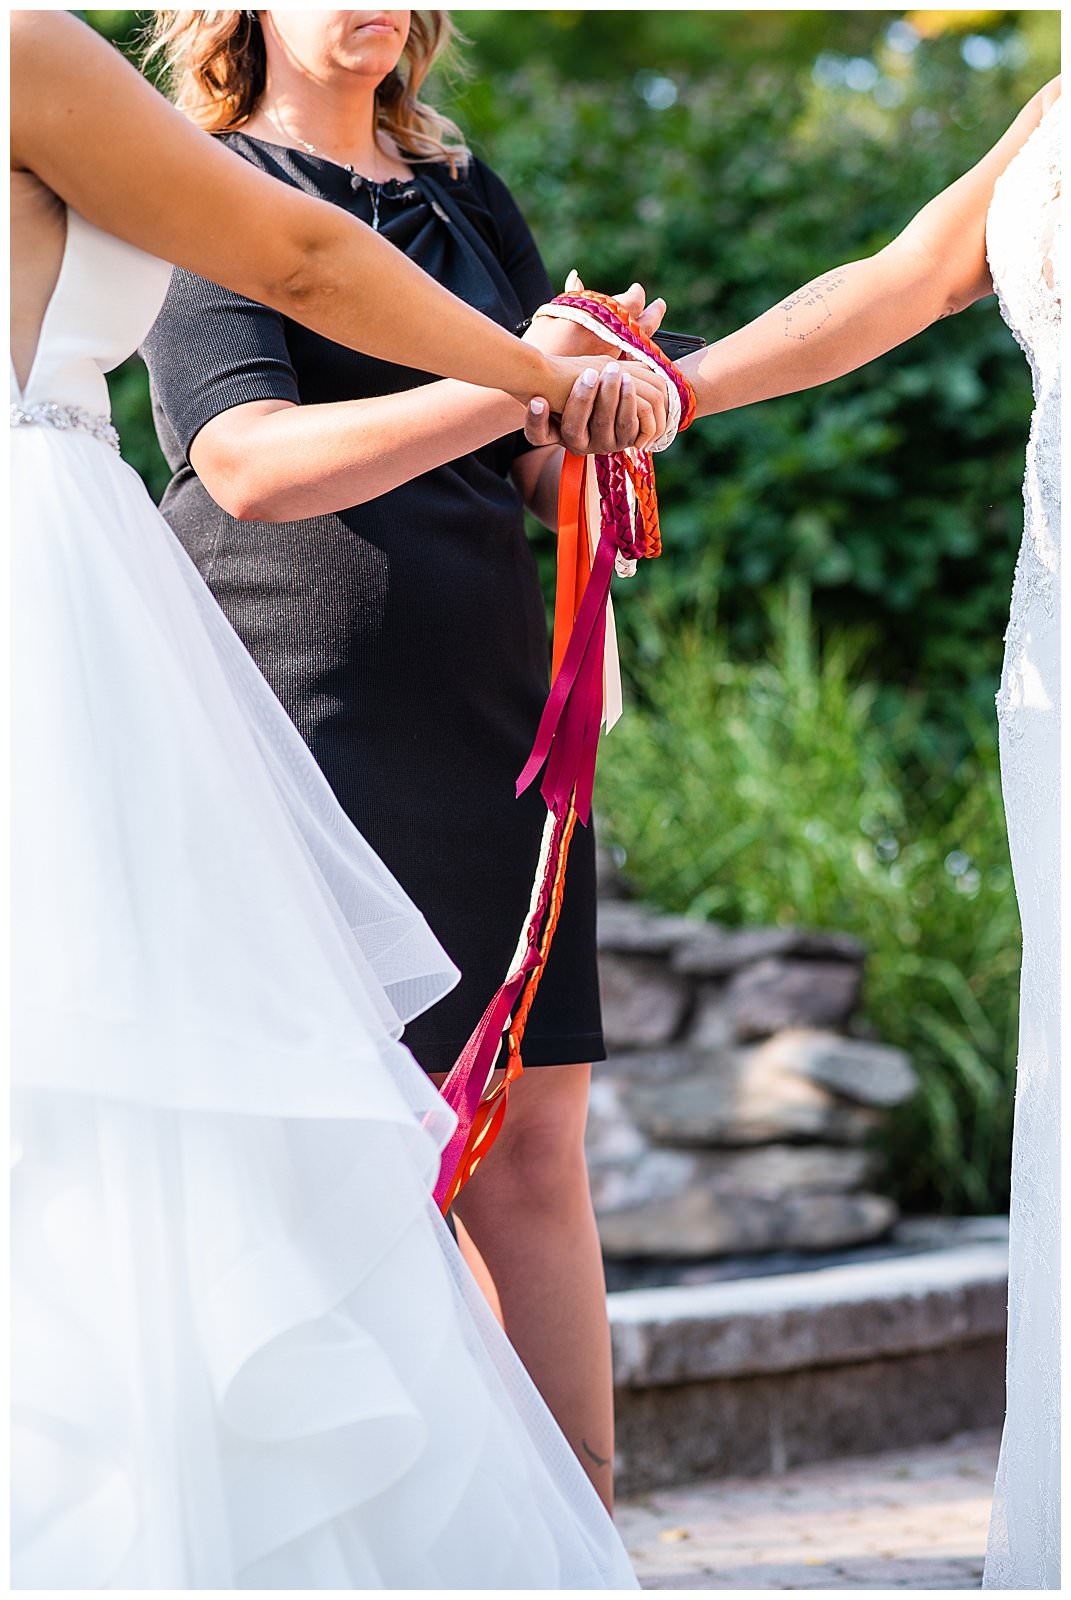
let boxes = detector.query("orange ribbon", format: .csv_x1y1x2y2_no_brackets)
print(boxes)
552,449,592,679
433,294,696,1215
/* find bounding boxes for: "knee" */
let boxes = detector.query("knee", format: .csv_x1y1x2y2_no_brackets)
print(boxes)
457,1077,594,1224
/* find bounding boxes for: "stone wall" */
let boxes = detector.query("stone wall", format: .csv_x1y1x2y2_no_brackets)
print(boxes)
589,882,919,1260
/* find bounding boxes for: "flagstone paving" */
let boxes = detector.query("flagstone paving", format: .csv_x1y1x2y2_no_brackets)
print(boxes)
617,1428,1000,1590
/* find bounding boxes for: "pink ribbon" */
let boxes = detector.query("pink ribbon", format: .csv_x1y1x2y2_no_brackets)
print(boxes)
515,530,617,823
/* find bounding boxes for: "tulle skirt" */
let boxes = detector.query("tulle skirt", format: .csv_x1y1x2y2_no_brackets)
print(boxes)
10,425,637,1590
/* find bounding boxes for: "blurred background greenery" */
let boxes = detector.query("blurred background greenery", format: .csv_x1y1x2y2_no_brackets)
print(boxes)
88,9,1059,1214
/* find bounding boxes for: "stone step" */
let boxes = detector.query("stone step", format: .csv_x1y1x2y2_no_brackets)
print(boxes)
609,1229,1008,1495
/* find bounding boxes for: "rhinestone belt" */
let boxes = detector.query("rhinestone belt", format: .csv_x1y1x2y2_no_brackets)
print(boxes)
10,401,121,453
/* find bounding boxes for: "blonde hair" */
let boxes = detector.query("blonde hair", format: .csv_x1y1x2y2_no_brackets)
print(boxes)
145,11,470,174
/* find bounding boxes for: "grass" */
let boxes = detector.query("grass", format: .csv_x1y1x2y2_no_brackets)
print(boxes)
596,581,1020,1214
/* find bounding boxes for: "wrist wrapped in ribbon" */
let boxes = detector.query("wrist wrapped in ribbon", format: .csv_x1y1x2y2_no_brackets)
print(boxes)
431,288,696,1214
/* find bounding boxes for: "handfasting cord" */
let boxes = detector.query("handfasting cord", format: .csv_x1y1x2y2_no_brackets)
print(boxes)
432,289,697,1214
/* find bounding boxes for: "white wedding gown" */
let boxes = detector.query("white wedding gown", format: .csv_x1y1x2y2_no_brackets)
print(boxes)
983,97,1061,1589
10,206,637,1590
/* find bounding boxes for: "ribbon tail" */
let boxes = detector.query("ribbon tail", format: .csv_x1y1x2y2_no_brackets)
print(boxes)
573,606,608,826
540,601,606,822
516,532,617,799
602,592,624,733
552,452,587,680
434,811,565,1211
432,958,535,1211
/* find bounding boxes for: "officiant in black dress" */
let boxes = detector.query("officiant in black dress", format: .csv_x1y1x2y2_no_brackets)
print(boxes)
141,7,623,1512
144,133,605,1081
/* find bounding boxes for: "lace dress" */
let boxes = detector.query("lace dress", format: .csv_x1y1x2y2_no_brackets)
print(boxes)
983,96,1061,1590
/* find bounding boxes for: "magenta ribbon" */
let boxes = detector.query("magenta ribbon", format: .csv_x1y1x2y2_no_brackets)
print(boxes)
515,529,618,826
547,293,696,425
430,954,535,1211
431,809,566,1209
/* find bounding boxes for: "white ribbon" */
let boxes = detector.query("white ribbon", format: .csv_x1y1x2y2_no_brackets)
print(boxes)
532,277,684,739
532,301,683,453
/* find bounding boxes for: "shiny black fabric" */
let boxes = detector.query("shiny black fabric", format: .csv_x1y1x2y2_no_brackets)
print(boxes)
142,135,604,1074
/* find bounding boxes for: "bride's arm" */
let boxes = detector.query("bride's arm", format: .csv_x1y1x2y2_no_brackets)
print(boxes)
7,10,614,417
681,79,1060,418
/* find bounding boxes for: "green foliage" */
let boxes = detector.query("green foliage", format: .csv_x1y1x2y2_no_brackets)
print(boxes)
452,9,1055,90
107,359,172,502
597,582,1021,1214
441,32,1049,721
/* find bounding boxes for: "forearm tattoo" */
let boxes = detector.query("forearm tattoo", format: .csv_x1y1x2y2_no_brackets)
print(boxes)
780,271,848,341
582,1438,610,1470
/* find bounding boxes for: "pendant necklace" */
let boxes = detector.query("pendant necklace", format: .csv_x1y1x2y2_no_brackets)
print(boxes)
265,111,397,230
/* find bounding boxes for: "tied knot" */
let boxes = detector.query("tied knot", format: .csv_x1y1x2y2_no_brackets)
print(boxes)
534,288,697,453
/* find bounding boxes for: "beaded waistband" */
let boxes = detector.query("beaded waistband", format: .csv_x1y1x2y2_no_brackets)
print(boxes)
10,401,121,453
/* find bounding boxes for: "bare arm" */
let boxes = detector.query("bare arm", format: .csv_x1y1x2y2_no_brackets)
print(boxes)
190,294,657,524
512,446,565,531
680,79,1060,418
193,357,650,521
193,384,526,521
9,10,579,409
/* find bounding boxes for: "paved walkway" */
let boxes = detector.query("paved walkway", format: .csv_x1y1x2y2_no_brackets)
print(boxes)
617,1429,1000,1590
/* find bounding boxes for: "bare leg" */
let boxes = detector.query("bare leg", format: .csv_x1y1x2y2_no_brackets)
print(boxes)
432,1061,614,1509
453,1216,504,1325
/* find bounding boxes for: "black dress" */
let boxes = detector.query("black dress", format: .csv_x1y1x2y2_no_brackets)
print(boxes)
142,135,604,1076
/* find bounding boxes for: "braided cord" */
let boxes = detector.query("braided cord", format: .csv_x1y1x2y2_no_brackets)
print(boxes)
433,290,695,1213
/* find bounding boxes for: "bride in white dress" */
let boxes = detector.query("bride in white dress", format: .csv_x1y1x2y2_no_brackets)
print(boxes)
530,71,1062,1592
981,90,1060,1593
11,13,650,1589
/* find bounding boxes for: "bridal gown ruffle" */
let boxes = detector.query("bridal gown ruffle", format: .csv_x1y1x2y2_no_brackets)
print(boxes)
983,98,1061,1589
11,205,637,1590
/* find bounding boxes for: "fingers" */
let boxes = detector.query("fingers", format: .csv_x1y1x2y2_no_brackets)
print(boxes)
613,282,646,320
634,397,658,453
524,395,559,448
611,283,668,344
638,296,667,338
622,362,668,446
613,368,639,451
587,362,625,454
557,361,642,454
556,364,600,454
529,356,669,456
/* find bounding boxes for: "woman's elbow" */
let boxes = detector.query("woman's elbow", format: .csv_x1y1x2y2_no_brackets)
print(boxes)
947,269,995,316
189,456,266,519
218,484,283,521
192,461,287,521
257,225,344,326
190,426,292,521
883,221,993,323
199,470,352,522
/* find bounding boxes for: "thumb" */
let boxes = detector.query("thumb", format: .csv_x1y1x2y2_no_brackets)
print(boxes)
525,396,557,448
614,282,646,317
638,296,667,336
564,268,584,293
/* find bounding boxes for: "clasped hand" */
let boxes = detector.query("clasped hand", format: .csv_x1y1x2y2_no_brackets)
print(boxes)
524,275,668,454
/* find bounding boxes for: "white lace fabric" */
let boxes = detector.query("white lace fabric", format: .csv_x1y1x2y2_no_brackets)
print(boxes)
982,96,1061,1590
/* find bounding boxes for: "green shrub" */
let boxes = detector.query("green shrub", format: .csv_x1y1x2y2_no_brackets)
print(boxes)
457,51,1040,728
597,580,1020,1214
